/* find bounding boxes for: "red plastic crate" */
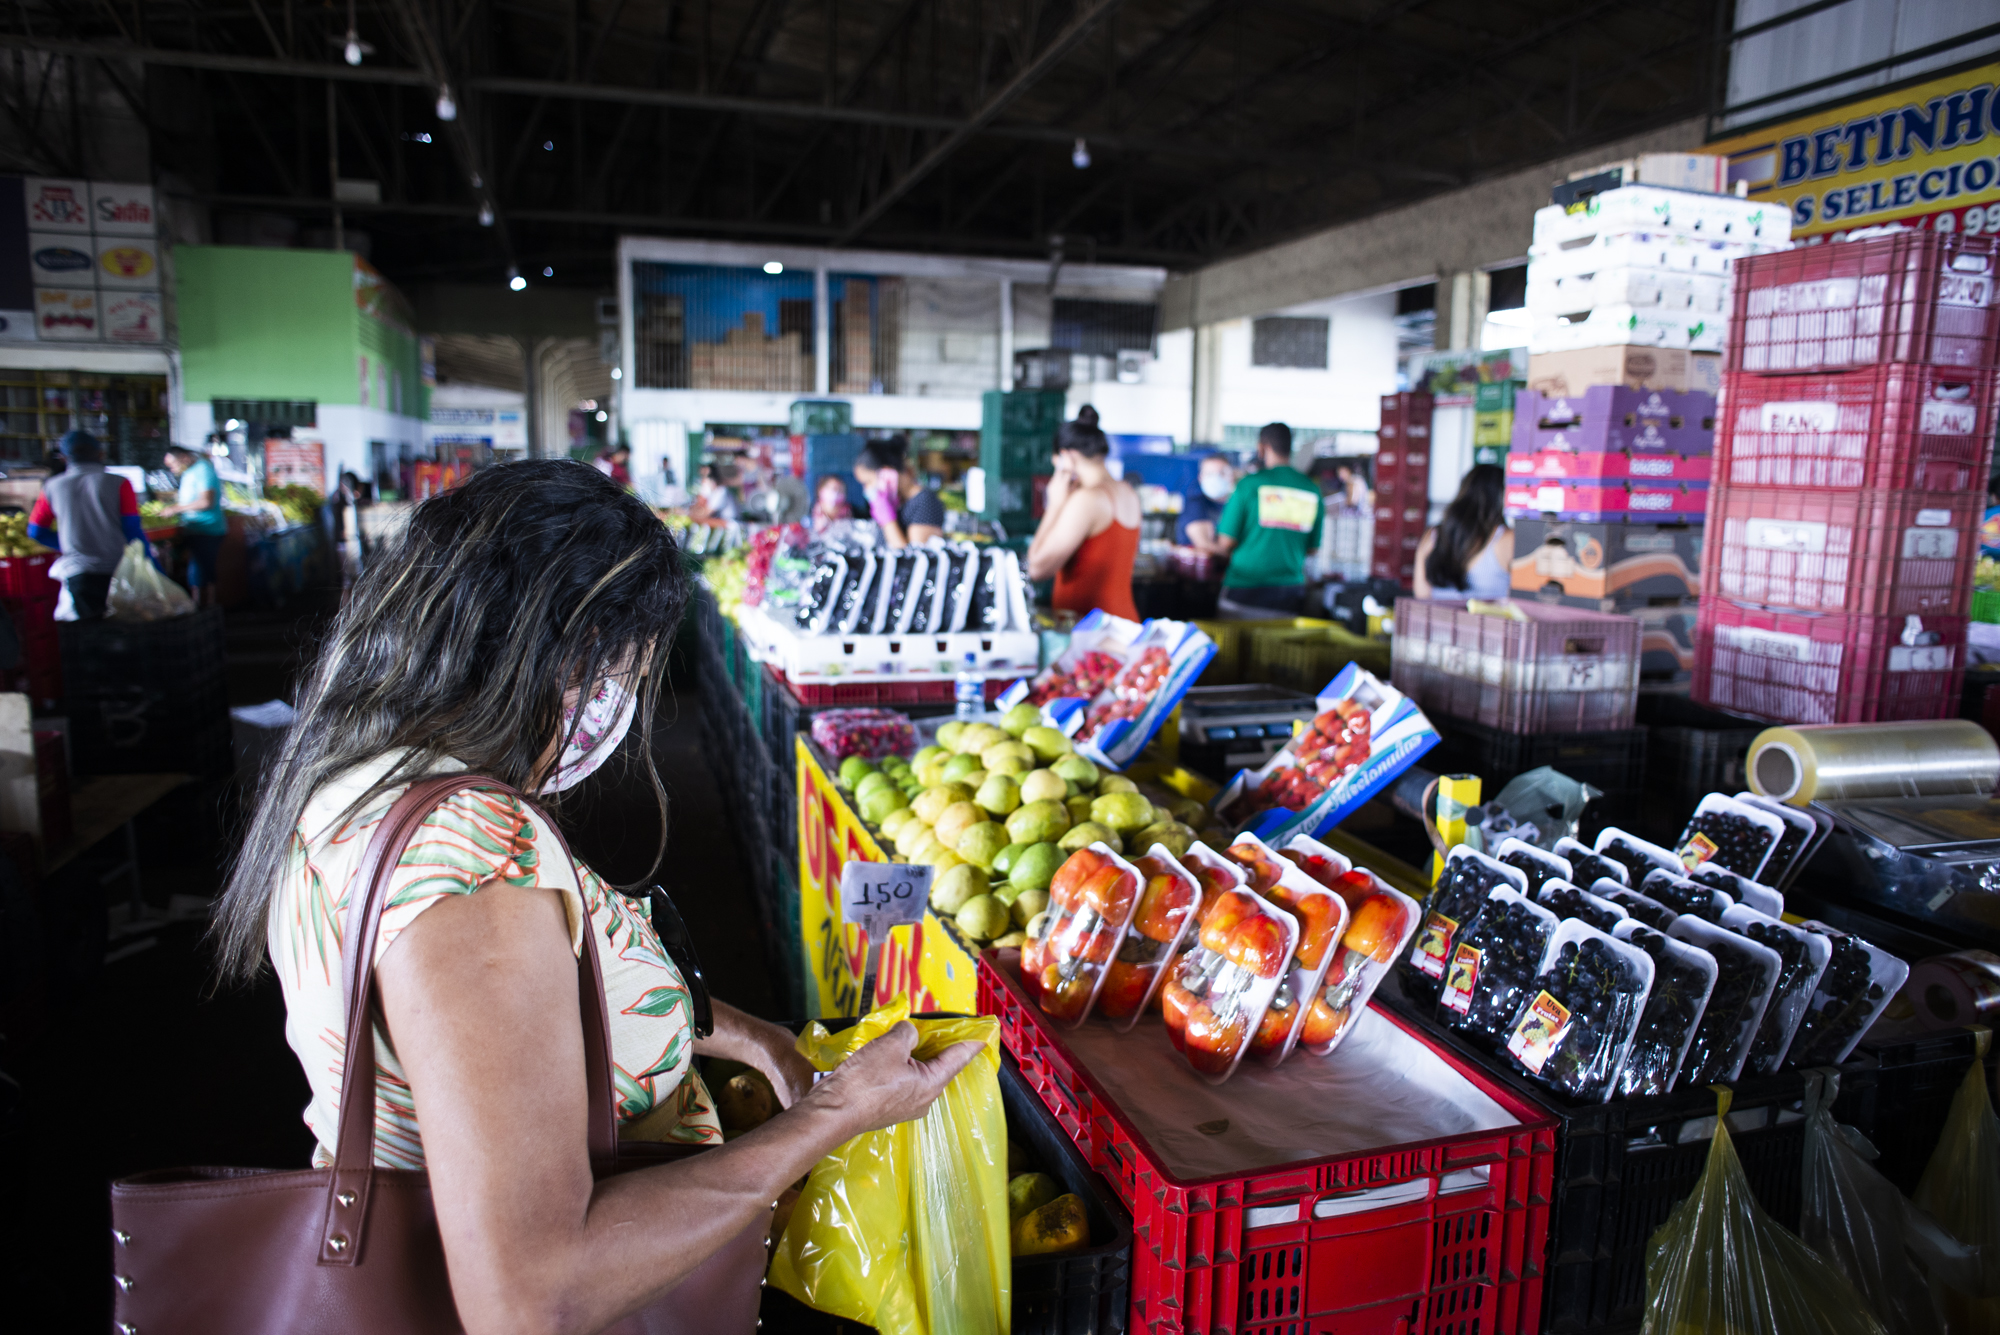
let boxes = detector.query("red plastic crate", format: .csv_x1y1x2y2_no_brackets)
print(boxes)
978,952,1556,1335
1692,601,1963,724
773,671,1008,706
1391,596,1641,733
1714,363,1999,490
1377,394,1433,483
1699,485,1980,617
1727,232,2000,374
0,552,55,599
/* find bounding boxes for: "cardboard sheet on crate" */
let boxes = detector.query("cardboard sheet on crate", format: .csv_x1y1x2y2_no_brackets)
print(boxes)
1054,1003,1516,1182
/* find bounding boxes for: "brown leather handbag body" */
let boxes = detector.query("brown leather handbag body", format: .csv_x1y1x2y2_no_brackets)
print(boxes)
109,775,767,1335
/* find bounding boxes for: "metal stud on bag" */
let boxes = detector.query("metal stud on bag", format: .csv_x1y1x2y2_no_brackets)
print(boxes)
327,1234,349,1254
337,1191,356,1207
115,1274,134,1292
112,1229,131,1245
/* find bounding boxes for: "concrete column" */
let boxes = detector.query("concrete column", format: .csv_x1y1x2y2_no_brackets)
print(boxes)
1192,323,1225,445
813,267,830,394
520,335,540,457
1442,269,1491,352
998,277,1014,390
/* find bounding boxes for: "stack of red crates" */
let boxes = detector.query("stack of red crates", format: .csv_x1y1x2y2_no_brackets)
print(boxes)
0,551,59,705
1693,233,2000,724
1372,392,1432,587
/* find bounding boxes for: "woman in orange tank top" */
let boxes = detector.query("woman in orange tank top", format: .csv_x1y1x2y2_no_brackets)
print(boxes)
1027,406,1142,621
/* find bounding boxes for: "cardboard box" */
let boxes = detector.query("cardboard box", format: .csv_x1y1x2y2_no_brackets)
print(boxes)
1564,154,1730,196
1533,187,1789,249
1473,409,1513,446
1526,346,1696,396
1527,268,1729,317
1506,478,1709,523
1511,386,1718,454
1531,305,1727,354
1506,448,1711,484
1633,602,1697,682
1472,381,1519,412
1510,518,1702,605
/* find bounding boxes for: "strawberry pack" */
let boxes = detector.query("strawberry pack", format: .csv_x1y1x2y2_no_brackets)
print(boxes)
1000,610,1217,770
1212,663,1439,845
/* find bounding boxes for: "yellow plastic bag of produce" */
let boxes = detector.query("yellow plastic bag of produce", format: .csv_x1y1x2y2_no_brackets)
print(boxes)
767,999,1009,1335
1643,1087,1885,1335
1914,1030,2000,1328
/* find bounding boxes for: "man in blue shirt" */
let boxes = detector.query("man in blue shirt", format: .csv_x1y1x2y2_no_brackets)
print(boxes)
163,444,228,608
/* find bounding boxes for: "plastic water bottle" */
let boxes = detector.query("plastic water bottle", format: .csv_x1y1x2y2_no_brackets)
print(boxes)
954,653,984,718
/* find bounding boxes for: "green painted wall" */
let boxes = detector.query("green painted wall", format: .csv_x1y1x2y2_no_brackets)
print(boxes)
176,247,358,404
175,247,427,422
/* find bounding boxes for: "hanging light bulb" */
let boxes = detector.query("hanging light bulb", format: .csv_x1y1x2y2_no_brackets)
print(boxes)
478,201,495,227
763,260,784,275
1071,138,1091,170
344,33,364,65
436,84,457,122
507,266,526,292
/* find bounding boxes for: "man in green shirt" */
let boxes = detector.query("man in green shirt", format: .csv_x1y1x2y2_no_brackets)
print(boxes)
1214,423,1324,617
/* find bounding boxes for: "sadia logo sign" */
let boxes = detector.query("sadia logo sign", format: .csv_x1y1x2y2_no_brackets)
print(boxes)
99,247,154,280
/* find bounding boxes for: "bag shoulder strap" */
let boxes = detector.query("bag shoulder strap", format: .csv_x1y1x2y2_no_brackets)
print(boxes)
320,774,619,1266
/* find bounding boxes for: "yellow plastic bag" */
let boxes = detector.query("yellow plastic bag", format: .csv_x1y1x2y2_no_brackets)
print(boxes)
767,1000,1010,1335
1914,1030,2000,1328
1644,1088,1885,1335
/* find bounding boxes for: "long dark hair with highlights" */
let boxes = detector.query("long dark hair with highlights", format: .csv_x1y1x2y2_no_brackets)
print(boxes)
211,460,689,983
1424,463,1506,593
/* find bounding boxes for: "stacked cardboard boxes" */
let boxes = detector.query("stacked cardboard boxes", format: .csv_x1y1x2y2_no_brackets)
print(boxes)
1373,391,1431,587
1693,232,2000,724
1507,184,1792,682
1471,380,1519,468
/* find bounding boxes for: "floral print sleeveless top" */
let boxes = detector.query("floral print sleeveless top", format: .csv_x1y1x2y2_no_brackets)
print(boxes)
270,752,721,1169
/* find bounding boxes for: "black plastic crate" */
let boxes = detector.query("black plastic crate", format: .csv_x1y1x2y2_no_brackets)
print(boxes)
58,607,226,697
1424,717,1646,797
1637,692,1764,807
1375,977,1855,1334
1846,1028,1995,1196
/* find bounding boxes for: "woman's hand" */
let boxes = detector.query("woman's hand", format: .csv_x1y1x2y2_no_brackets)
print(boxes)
697,1001,818,1108
1043,461,1076,515
806,1022,985,1139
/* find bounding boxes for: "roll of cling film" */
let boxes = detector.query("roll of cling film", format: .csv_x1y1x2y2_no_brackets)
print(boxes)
1746,720,2000,806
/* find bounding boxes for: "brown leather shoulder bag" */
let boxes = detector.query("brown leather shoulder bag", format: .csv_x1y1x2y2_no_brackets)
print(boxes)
109,775,767,1335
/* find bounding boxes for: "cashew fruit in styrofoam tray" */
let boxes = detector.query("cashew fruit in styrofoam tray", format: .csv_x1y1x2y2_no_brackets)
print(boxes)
1211,663,1440,846
998,610,1216,772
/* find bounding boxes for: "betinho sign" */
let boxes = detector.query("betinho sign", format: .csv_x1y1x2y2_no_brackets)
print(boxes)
1710,63,2000,242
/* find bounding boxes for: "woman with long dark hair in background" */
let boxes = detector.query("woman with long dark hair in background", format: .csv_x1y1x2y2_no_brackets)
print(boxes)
210,461,977,1332
1027,405,1141,620
1414,462,1512,600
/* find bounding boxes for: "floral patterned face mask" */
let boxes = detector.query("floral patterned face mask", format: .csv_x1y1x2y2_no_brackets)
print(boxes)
541,674,640,794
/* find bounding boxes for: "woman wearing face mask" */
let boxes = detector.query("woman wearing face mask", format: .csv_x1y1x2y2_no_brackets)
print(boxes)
1177,454,1237,558
209,462,979,1333
1026,406,1141,620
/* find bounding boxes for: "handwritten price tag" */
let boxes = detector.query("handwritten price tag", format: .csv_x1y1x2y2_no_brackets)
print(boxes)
839,861,933,942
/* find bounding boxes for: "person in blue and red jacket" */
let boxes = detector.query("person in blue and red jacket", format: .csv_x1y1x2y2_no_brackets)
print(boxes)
28,429,150,619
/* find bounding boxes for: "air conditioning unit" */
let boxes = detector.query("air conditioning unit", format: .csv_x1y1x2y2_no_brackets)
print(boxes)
1116,349,1150,384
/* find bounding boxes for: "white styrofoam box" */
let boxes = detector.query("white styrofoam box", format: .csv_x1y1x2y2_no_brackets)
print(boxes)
736,602,1039,683
1530,305,1727,354
1533,187,1790,249
1530,231,1781,280
1527,268,1729,318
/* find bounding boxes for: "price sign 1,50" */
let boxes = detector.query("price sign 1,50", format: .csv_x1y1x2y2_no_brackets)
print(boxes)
838,861,934,1013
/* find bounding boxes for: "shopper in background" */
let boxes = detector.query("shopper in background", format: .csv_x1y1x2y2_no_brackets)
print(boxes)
852,435,944,547
28,429,148,620
1981,474,2000,557
321,470,370,595
1176,454,1237,556
1414,463,1512,600
1213,422,1324,617
694,462,741,523
809,474,853,533
594,442,633,488
207,461,978,1331
162,444,229,609
1028,406,1141,621
1332,457,1372,509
